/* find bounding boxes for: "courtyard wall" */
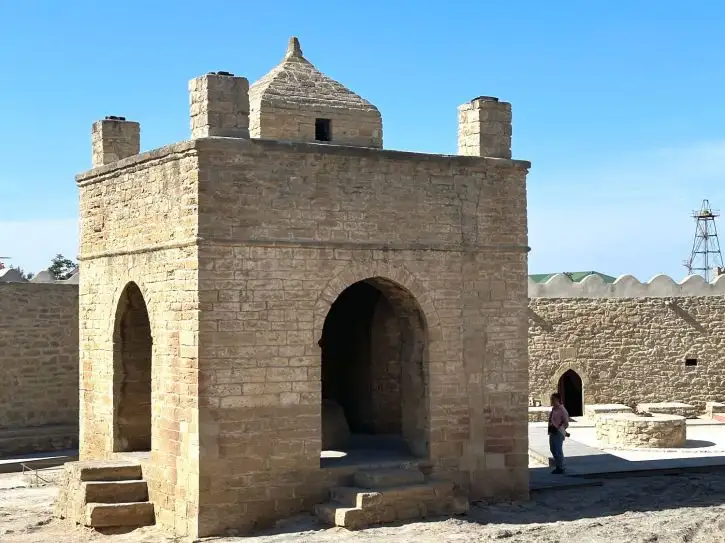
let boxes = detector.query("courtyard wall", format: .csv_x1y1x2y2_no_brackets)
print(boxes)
529,273,725,409
0,282,79,454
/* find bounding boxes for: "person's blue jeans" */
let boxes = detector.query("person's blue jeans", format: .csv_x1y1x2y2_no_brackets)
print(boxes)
549,432,565,470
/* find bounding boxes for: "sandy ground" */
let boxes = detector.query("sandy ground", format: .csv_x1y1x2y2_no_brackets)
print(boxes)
3,470,725,543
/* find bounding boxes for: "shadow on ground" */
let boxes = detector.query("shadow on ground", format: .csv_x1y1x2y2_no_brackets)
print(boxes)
244,472,725,538
468,472,725,526
682,439,717,448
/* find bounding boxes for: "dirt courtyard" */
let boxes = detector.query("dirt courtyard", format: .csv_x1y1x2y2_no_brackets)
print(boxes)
4,469,725,543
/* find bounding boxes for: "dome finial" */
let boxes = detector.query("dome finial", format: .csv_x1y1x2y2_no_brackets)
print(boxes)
285,36,303,59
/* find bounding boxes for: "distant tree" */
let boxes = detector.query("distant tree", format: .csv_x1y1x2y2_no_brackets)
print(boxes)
8,265,34,280
48,254,77,281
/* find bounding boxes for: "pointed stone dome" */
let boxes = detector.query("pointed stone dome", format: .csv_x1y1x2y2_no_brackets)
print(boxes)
249,37,383,148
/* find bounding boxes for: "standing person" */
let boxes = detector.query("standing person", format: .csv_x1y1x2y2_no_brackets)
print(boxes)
548,393,570,474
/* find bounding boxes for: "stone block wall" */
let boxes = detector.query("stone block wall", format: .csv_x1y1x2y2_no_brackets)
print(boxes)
76,142,202,537
193,137,530,534
0,283,78,453
527,407,549,422
368,294,403,433
249,101,383,149
529,273,725,410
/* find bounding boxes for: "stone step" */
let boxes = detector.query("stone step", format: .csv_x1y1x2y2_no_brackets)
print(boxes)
353,468,425,489
316,479,467,530
83,480,149,503
84,502,155,528
332,480,455,509
73,461,143,482
313,503,366,530
330,486,382,508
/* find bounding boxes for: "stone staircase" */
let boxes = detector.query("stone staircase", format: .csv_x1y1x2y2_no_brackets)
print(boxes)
314,467,468,530
55,460,155,530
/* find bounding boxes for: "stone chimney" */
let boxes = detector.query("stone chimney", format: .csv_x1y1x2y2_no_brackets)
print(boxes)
189,71,250,139
91,116,140,167
457,96,512,158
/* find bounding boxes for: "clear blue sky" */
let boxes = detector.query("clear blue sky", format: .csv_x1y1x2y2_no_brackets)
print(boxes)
2,1,725,280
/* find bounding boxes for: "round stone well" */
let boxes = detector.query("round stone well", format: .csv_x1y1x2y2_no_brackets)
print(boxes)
595,412,686,449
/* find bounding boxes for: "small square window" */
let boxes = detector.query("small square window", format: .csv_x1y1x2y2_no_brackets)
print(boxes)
685,358,698,367
315,118,332,142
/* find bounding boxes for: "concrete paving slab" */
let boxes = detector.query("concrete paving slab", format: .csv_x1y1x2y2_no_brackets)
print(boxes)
529,425,725,479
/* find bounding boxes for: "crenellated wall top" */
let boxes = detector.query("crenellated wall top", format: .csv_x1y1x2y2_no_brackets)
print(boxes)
529,273,725,299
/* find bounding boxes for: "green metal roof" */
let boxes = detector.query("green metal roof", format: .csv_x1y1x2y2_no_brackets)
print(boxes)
528,271,617,284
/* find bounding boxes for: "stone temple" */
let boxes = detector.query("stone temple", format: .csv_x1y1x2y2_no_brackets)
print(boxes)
58,37,531,538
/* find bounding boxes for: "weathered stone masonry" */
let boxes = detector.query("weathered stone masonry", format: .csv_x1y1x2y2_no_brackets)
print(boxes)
0,283,79,454
529,273,725,411
71,37,531,539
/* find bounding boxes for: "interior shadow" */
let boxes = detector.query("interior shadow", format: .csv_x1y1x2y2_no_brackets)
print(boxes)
112,282,153,453
319,277,430,466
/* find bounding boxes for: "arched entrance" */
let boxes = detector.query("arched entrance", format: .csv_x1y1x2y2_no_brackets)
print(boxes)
112,282,153,452
558,369,583,417
320,277,429,459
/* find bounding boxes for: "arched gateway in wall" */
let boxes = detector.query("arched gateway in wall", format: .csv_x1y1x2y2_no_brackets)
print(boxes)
557,369,584,417
319,276,430,459
112,282,153,453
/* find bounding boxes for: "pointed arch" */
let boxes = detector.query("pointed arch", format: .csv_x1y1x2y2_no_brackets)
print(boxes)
112,281,153,452
551,362,587,418
313,261,441,344
315,263,438,460
108,277,154,339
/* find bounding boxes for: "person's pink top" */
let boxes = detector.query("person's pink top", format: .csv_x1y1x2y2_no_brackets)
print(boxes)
549,405,570,430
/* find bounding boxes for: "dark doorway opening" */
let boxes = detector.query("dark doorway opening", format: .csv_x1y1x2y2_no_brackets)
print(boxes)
112,282,153,452
558,369,583,417
320,277,429,465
